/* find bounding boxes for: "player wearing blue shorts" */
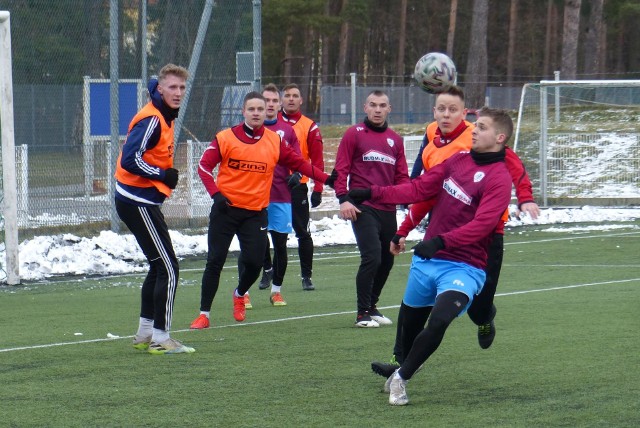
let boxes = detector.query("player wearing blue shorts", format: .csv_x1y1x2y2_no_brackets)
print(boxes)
403,258,486,312
259,84,305,306
349,107,514,406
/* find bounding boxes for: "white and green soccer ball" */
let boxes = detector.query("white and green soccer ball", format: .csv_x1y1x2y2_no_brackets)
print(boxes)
413,52,457,94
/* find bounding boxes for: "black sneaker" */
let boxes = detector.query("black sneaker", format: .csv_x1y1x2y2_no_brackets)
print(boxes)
371,361,400,378
301,277,315,291
258,269,273,290
478,320,496,349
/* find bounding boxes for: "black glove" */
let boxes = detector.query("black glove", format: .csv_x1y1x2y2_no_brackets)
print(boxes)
162,168,179,189
348,188,372,205
310,191,322,208
287,172,302,190
212,192,229,214
324,169,338,189
391,234,404,245
412,236,444,259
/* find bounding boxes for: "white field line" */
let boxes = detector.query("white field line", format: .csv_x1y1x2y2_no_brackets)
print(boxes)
1,276,639,354
3,230,638,352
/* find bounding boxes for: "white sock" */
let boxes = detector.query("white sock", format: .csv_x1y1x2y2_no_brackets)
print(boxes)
271,284,282,293
235,289,247,298
199,311,210,318
152,328,170,343
136,317,153,337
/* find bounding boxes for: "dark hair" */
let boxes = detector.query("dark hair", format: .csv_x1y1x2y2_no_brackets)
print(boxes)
262,83,280,94
434,85,465,102
367,89,387,98
243,91,265,107
478,107,514,142
282,83,300,92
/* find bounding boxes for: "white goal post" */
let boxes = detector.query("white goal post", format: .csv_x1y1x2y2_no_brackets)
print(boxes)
0,10,20,285
514,79,640,207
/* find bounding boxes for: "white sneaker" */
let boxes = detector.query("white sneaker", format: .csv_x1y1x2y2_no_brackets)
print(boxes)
148,338,195,355
132,334,152,350
370,307,393,325
388,369,409,406
384,372,394,393
355,313,380,328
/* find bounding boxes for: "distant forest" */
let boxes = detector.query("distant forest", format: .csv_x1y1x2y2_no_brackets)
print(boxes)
261,0,639,108
3,0,638,112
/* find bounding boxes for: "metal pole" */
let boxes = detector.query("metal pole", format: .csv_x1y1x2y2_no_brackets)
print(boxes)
540,85,548,207
350,72,356,125
109,0,120,232
512,83,530,153
554,70,560,123
0,11,20,284
174,0,214,145
253,0,262,91
82,76,94,198
141,0,147,87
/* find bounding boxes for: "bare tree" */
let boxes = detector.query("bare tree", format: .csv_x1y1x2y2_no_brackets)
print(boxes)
84,0,105,77
506,0,518,85
337,0,350,81
583,0,604,77
446,0,458,57
321,1,332,85
395,0,408,83
543,0,553,76
283,32,293,82
465,0,489,107
561,0,582,79
158,2,179,65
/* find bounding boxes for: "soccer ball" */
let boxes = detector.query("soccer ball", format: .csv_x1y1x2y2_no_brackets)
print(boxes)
413,52,457,94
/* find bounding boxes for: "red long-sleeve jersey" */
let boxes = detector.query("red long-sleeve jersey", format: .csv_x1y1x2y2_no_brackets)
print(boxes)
334,121,410,212
372,151,512,269
198,123,328,211
279,110,325,193
397,146,534,236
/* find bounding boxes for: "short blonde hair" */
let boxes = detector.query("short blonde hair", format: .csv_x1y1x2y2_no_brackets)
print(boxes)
158,63,189,82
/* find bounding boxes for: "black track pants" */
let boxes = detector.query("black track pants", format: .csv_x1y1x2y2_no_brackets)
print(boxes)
116,199,179,332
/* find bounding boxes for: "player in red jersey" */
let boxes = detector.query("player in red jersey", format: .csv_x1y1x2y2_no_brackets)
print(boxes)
349,107,515,405
189,92,331,327
333,89,411,327
257,83,304,306
279,84,325,291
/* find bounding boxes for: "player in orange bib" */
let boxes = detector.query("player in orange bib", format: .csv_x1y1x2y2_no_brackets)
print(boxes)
189,92,333,328
115,64,195,355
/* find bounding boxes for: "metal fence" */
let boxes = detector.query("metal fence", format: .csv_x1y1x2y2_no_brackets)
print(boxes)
7,83,640,235
3,2,640,274
319,85,523,125
11,134,429,234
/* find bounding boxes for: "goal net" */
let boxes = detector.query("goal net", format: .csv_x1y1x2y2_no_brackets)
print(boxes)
513,80,640,207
